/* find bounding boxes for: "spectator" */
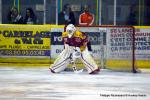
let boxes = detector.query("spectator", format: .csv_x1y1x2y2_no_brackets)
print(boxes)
79,5,94,55
7,7,23,24
24,8,37,24
58,4,76,25
79,5,94,26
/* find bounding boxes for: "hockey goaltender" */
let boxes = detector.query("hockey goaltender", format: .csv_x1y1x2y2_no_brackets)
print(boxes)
49,24,100,74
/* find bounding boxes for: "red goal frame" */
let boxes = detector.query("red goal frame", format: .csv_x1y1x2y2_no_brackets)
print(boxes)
76,25,137,73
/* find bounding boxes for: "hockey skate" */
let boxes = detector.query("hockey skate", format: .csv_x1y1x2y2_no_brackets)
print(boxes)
89,67,100,74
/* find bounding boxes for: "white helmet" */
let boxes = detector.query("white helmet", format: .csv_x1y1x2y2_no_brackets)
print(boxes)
66,24,76,38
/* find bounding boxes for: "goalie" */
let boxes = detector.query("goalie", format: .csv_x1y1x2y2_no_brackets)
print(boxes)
49,24,100,74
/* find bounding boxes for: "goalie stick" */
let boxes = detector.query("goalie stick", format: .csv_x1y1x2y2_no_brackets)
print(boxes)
69,53,83,73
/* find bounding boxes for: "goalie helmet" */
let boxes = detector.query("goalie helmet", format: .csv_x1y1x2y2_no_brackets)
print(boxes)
66,24,76,38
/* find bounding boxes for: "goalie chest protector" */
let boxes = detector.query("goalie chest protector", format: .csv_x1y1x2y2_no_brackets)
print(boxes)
62,31,88,48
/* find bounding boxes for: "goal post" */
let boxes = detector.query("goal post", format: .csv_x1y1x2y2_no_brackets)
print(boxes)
77,26,137,73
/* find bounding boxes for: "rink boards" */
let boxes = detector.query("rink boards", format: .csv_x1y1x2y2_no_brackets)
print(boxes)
0,24,150,70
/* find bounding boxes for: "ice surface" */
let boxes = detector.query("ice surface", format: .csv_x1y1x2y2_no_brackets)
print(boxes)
0,67,150,100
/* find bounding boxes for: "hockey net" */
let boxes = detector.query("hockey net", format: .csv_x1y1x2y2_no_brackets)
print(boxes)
77,26,137,73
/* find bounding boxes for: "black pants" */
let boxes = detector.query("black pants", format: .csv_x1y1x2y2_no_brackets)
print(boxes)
87,41,92,51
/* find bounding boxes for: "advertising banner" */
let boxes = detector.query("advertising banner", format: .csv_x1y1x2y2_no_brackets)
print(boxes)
0,25,51,57
135,27,150,60
106,27,134,60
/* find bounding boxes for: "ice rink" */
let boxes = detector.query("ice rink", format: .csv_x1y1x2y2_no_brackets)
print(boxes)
0,67,150,100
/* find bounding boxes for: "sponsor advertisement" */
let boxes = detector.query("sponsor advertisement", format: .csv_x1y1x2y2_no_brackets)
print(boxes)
0,25,51,57
134,27,150,60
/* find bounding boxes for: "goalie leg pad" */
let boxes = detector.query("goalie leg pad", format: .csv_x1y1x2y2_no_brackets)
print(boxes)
81,48,100,74
50,48,71,73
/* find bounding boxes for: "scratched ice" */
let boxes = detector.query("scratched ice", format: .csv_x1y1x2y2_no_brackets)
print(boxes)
0,67,150,100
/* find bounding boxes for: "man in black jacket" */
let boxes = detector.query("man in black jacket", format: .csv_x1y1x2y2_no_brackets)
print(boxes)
58,4,76,25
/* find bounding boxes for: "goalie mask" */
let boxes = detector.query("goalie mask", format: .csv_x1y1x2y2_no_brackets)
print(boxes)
66,24,76,38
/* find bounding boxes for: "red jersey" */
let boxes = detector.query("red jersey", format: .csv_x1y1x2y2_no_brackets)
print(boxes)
79,12,94,26
62,30,88,51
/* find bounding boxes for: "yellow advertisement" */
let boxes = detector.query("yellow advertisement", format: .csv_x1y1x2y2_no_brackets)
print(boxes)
0,24,51,57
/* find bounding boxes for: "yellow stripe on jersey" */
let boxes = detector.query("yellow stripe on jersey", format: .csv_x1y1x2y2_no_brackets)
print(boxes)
62,30,84,38
62,31,68,38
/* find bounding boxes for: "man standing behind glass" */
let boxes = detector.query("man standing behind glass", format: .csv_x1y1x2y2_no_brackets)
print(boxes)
79,5,94,55
79,5,94,26
58,4,76,25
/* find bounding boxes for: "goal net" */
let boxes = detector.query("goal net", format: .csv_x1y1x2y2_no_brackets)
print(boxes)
77,26,137,73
